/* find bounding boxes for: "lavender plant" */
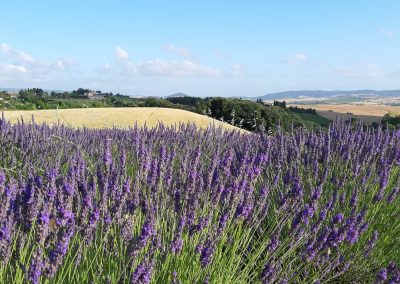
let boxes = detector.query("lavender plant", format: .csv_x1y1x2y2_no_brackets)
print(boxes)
0,116,399,283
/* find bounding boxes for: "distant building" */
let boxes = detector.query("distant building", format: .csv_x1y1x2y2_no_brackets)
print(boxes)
84,90,97,97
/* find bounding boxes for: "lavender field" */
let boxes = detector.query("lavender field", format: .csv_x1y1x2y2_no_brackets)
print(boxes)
0,116,399,283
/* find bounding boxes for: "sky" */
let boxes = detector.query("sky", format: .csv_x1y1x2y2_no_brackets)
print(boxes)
1,0,400,97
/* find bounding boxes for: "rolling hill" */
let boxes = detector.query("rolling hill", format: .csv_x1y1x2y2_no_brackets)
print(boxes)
1,107,244,131
256,90,400,100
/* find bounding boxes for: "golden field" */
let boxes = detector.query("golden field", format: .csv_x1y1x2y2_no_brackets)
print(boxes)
1,107,242,131
289,104,400,116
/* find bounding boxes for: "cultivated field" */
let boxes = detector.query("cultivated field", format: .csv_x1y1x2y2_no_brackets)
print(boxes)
315,110,382,124
289,104,400,116
1,107,240,131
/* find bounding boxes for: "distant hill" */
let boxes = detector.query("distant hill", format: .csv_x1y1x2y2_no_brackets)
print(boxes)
0,88,65,94
0,88,21,93
256,90,400,100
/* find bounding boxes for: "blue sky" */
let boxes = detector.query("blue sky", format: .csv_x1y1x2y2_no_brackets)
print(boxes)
1,0,399,97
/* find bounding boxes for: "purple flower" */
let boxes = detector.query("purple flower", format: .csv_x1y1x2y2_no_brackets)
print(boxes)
138,219,155,248
364,230,378,257
387,187,399,204
267,233,280,252
104,213,112,225
83,195,93,207
290,177,304,199
28,250,44,284
360,222,369,233
350,191,359,207
5,182,16,197
170,237,183,254
55,235,71,256
174,190,182,214
377,268,388,281
235,200,253,220
278,278,288,284
172,271,179,284
301,205,315,224
0,226,10,242
217,212,229,236
306,245,317,261
0,171,6,187
311,185,322,201
90,209,100,225
200,240,214,268
318,208,327,222
64,182,75,195
261,262,276,283
333,213,344,224
195,243,203,254
346,227,359,244
57,207,74,225
131,260,154,284
39,212,50,225
103,140,113,168
327,228,345,247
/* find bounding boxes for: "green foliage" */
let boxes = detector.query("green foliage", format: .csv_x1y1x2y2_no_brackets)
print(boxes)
200,97,319,132
166,96,204,109
0,91,12,110
296,113,331,127
143,98,177,108
288,106,317,115
273,100,286,108
165,96,326,131
382,113,400,128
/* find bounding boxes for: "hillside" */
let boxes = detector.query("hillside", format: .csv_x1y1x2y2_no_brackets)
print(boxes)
257,89,400,100
1,107,243,131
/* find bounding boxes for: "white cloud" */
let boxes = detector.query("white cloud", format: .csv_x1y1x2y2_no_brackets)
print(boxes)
0,43,78,84
115,46,129,60
18,51,34,62
0,43,12,53
55,58,76,70
163,45,192,58
119,58,221,77
0,43,34,62
337,63,384,79
0,63,28,74
294,53,307,61
379,28,395,37
285,53,307,64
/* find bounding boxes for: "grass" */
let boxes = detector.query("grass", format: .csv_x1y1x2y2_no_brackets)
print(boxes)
1,107,243,131
296,113,331,127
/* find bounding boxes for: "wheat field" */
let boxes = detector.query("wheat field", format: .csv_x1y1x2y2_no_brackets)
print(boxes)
1,107,242,131
290,104,400,116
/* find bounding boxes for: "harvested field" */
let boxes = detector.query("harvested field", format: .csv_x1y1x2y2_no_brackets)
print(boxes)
289,104,400,116
1,107,242,131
